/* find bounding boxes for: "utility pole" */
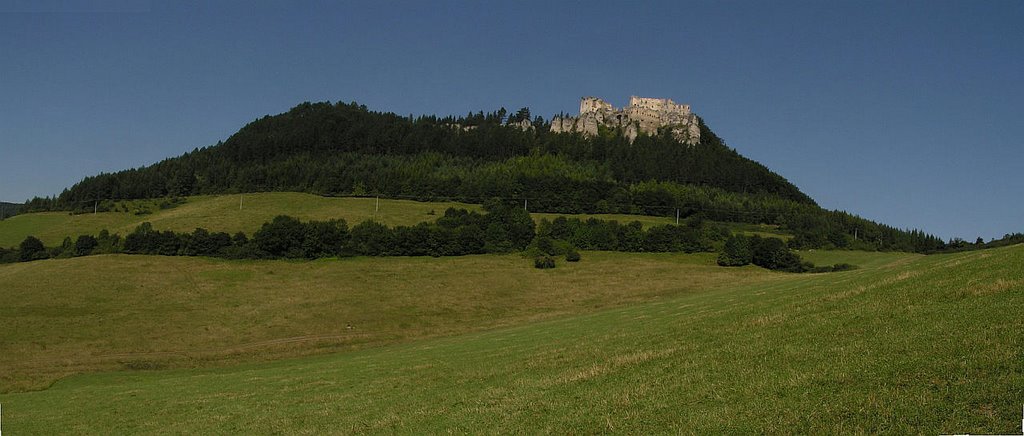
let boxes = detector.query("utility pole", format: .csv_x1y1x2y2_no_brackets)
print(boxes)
94,200,98,215
524,199,528,211
375,196,379,213
239,194,243,211
676,208,679,225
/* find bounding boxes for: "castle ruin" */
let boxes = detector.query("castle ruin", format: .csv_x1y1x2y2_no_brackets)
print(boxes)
550,96,701,145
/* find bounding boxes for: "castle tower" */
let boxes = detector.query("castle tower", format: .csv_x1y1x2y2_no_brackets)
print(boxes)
552,95,700,145
580,97,613,114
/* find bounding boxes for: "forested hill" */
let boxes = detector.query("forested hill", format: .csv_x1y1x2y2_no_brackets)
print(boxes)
25,100,946,252
0,202,21,219
45,101,811,204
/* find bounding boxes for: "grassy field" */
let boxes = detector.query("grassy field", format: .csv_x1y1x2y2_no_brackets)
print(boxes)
0,251,785,393
1,244,1020,433
798,249,919,269
0,192,793,247
0,193,478,247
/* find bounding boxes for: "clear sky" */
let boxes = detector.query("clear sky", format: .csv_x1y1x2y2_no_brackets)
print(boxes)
1,0,1021,241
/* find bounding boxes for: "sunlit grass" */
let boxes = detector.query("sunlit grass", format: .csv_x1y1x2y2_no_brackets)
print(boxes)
2,246,1020,433
0,250,781,393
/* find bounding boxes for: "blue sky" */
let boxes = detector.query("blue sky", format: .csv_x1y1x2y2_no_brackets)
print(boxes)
1,0,1021,241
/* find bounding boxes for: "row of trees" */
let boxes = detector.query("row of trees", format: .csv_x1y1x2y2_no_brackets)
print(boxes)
122,202,535,259
5,201,803,273
2,202,537,263
717,234,857,273
718,235,804,272
536,216,727,253
0,231,123,263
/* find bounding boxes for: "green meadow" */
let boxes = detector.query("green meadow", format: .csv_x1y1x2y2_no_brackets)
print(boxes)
0,193,478,247
0,192,791,248
1,243,1021,433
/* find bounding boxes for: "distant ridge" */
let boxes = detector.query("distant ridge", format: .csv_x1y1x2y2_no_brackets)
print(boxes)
0,202,21,219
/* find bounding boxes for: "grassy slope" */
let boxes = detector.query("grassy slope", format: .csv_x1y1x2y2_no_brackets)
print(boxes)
797,249,915,269
0,193,478,247
2,246,1021,433
0,251,783,393
0,192,791,248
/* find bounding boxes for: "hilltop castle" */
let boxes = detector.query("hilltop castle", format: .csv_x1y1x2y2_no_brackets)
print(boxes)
550,96,701,145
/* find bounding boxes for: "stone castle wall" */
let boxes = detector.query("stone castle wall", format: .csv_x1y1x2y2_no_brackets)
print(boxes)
551,95,701,145
580,96,614,114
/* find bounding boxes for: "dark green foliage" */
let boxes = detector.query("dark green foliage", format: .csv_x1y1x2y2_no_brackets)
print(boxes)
93,229,122,254
74,235,98,256
713,233,808,272
253,216,308,258
717,235,753,266
481,200,536,252
124,223,185,256
809,263,859,273
750,236,805,272
536,216,720,254
643,224,708,253
534,255,556,269
929,232,1024,254
250,216,349,258
0,247,18,263
0,201,21,219
535,236,556,256
19,236,47,262
57,237,74,258
302,220,349,258
565,249,581,262
348,221,393,256
182,228,233,257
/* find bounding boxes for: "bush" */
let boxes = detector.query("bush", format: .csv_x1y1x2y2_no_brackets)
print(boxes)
536,236,556,255
534,255,556,269
19,236,47,262
564,248,581,262
717,235,752,266
74,234,99,256
750,236,805,272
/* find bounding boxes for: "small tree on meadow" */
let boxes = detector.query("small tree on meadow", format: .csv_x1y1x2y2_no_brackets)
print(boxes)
717,235,752,266
19,236,47,262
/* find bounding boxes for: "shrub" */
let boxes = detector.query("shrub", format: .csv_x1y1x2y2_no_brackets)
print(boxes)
536,236,556,255
717,235,752,266
534,255,556,269
74,234,99,256
565,248,581,262
19,236,47,262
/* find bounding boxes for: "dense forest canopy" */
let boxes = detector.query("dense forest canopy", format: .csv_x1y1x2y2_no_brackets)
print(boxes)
0,202,21,219
23,100,946,252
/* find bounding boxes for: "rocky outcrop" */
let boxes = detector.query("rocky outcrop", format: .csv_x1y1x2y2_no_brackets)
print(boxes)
550,96,701,145
507,118,534,131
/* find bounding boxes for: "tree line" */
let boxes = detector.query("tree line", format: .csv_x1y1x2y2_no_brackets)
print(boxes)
8,202,874,275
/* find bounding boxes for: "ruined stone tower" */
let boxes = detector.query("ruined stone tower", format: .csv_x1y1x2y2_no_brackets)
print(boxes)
550,96,701,145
